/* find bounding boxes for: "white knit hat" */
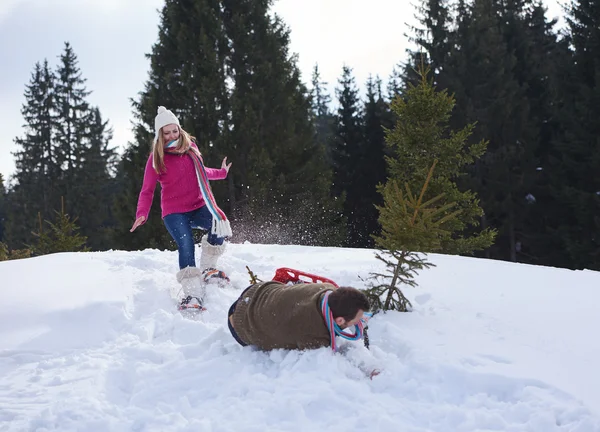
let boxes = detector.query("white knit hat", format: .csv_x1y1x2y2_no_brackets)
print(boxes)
154,106,180,143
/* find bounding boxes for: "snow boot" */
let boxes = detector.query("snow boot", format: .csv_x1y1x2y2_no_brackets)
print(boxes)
176,266,206,311
199,234,227,272
202,267,230,287
178,295,206,312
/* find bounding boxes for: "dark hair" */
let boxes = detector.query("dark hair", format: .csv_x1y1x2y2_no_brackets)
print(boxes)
328,287,370,321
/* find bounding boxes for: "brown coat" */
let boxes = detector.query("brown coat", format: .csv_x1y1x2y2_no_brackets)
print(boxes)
231,281,334,350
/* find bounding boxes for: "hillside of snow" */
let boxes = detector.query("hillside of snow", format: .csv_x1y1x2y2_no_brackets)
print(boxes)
1,243,599,432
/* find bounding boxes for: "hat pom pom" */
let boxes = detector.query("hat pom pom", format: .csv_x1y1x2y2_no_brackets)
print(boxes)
157,106,167,115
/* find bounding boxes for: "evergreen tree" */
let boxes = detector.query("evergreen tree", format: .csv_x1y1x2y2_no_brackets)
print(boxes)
386,64,404,101
222,0,344,245
31,198,89,255
9,60,59,247
367,161,460,312
404,0,578,267
549,0,600,269
361,76,389,246
310,64,335,165
499,0,565,265
332,66,366,246
406,0,452,89
0,241,32,261
51,43,116,250
467,0,535,262
76,108,117,250
8,45,116,251
384,66,496,254
437,0,542,261
53,42,93,216
526,33,574,268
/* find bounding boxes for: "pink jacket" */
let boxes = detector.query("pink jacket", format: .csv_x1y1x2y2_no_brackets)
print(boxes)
135,146,228,222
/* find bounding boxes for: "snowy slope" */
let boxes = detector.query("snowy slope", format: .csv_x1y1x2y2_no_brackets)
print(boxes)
0,243,599,432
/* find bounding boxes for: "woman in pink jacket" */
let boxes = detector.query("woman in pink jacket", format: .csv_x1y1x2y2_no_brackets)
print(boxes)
130,106,232,309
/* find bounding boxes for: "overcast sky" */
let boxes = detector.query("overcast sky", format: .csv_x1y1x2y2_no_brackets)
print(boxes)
0,0,564,181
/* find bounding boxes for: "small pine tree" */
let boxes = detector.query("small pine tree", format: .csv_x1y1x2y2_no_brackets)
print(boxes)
0,242,32,261
31,198,89,255
365,161,460,312
384,63,496,255
365,63,495,312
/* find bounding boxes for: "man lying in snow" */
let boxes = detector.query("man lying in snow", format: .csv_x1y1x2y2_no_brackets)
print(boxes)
227,278,380,378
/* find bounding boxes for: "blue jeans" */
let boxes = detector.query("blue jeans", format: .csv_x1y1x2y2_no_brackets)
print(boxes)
163,206,225,269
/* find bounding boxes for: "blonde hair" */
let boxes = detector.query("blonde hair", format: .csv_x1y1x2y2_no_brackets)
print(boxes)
152,126,199,173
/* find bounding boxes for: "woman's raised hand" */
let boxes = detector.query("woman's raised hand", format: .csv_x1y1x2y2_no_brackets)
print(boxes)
221,157,232,173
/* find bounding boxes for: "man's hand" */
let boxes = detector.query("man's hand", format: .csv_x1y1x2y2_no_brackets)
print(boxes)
130,216,146,232
369,369,381,380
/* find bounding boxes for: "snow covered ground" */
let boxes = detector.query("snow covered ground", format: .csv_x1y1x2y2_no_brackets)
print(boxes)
1,243,599,432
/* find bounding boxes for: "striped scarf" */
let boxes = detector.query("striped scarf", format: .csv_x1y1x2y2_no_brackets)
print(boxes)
165,140,232,238
320,290,371,352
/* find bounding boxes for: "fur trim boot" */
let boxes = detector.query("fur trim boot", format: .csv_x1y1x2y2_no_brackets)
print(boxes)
199,234,227,271
176,266,205,301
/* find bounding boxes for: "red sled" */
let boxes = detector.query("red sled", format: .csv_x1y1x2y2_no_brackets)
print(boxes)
272,267,339,288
